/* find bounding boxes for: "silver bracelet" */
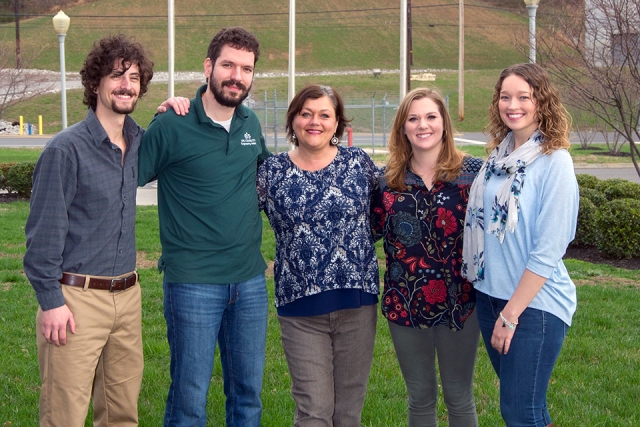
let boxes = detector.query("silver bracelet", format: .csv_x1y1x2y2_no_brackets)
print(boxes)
499,311,518,330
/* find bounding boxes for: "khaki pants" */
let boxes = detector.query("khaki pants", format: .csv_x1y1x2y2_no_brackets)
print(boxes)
37,279,143,427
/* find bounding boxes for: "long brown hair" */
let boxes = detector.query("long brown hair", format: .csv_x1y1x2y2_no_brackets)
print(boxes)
486,63,571,153
385,87,464,192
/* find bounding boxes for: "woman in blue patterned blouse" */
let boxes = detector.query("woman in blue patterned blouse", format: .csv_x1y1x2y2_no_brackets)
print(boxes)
371,88,483,427
257,84,380,426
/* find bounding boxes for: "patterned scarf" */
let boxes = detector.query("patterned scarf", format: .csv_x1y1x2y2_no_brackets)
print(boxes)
462,130,544,283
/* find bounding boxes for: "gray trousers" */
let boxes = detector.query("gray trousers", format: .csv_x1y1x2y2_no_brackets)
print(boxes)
278,304,377,427
388,310,480,427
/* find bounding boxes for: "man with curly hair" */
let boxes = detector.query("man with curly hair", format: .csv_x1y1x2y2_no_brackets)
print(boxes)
24,34,154,426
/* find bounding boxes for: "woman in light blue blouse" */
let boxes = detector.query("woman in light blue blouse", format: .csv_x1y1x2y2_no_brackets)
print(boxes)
257,84,379,427
462,63,578,427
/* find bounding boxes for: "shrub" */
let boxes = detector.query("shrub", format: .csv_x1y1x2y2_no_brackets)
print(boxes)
595,198,640,259
601,180,640,201
0,162,16,191
576,173,600,190
5,162,36,197
594,178,630,198
579,187,607,207
573,196,599,247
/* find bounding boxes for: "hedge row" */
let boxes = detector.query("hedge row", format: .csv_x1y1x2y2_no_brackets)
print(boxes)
574,174,640,259
0,162,35,197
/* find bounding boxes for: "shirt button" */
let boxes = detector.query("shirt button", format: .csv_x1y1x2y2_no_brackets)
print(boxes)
119,249,123,253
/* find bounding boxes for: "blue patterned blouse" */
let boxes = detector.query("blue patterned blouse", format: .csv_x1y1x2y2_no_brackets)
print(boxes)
371,156,483,330
257,146,380,308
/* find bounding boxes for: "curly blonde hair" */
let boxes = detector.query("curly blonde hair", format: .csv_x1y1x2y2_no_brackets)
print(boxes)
385,87,465,192
485,63,571,154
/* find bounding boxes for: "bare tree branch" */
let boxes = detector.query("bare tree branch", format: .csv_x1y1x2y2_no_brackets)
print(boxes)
536,0,640,177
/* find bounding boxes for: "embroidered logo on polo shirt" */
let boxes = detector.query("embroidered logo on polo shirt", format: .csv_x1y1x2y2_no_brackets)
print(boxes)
241,132,257,146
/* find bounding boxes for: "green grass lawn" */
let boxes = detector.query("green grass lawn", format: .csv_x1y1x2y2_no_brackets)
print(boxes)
0,143,635,166
1,202,638,426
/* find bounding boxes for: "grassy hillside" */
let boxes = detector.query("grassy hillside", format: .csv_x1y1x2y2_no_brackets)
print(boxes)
0,0,529,72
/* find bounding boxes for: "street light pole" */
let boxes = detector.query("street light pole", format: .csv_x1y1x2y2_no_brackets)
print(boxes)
52,11,70,129
524,0,540,63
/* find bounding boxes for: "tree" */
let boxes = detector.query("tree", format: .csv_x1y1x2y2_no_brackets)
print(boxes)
0,43,55,120
532,0,640,178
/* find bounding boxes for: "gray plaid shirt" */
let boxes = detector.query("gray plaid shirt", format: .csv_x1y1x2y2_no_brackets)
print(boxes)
24,108,142,310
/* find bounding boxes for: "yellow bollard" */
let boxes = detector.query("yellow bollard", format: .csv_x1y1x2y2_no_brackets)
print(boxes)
19,116,23,135
39,115,43,135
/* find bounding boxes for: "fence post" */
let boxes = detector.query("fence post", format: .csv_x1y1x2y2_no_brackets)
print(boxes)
273,89,278,153
39,115,43,135
382,93,388,147
371,92,376,155
19,116,24,135
347,127,353,147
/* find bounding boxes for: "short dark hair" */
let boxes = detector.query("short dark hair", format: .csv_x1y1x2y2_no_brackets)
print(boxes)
80,34,154,110
285,84,350,146
207,27,260,66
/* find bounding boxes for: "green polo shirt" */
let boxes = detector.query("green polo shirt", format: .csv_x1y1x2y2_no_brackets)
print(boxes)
138,85,270,284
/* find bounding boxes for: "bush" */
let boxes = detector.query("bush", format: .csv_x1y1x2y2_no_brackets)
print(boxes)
579,187,607,207
595,178,630,197
595,198,640,259
0,162,16,191
601,180,640,201
573,196,600,247
5,162,36,197
576,173,600,190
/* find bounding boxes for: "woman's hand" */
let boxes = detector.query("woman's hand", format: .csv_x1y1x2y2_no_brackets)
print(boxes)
491,316,516,355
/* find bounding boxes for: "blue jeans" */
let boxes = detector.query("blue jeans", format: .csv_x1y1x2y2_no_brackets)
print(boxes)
163,274,268,427
476,291,568,427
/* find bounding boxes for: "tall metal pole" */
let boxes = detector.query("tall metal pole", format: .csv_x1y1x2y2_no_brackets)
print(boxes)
58,33,67,129
168,0,175,97
53,11,70,130
288,0,296,105
458,0,464,121
400,0,408,99
526,3,539,63
14,0,20,68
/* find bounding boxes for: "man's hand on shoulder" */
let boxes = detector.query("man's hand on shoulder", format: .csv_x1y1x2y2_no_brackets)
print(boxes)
40,304,76,347
157,97,191,116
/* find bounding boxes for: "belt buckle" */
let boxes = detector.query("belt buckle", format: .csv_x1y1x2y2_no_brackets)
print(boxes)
110,277,126,292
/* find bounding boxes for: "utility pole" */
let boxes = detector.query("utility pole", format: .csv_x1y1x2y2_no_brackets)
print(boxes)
458,0,464,121
14,0,21,68
407,0,412,92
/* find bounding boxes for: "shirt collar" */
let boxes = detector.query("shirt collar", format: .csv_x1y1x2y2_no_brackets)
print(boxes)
84,107,141,146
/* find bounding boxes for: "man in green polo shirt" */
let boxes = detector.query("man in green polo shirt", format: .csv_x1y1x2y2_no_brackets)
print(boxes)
138,27,270,427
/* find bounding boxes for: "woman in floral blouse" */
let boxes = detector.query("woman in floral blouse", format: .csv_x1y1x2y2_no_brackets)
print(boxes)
371,88,482,427
257,84,380,426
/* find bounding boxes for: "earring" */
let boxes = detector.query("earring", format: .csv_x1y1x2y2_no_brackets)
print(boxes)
291,133,297,142
330,134,339,146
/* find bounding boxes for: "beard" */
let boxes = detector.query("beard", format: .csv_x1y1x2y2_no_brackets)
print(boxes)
110,90,138,114
209,73,251,108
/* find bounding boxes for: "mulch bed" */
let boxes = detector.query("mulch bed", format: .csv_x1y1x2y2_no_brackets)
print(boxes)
564,245,640,270
3,194,638,270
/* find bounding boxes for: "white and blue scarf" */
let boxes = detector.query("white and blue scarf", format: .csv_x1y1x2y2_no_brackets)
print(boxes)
462,130,544,283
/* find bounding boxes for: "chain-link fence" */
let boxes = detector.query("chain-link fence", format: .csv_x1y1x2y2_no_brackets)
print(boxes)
248,89,402,154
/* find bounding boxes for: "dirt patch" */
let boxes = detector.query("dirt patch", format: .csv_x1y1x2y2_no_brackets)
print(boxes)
136,251,159,270
564,245,640,270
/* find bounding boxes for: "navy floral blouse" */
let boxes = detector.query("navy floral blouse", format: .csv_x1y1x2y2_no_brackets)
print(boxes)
257,146,380,307
371,156,483,330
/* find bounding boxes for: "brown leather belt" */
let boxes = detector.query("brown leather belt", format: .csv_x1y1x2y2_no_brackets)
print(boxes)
60,272,138,292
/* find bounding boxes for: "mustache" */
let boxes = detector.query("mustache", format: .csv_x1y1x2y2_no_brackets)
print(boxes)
113,89,137,97
221,79,247,91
